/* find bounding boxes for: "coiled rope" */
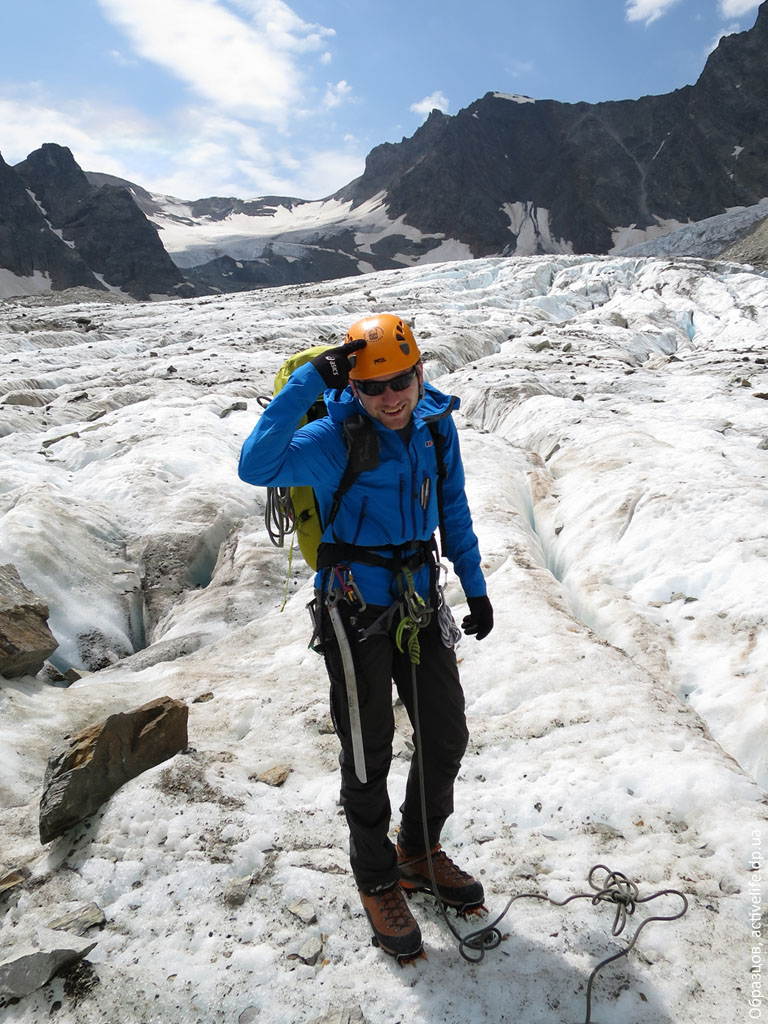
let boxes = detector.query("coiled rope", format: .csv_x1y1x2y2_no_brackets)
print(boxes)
406,601,689,1023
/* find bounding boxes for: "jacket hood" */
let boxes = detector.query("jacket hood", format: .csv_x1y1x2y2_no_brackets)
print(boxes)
324,380,459,427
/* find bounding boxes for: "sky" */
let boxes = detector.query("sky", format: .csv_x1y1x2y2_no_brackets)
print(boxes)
0,0,764,203
1,252,767,1022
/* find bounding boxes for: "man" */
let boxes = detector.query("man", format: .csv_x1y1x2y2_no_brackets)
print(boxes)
239,314,493,961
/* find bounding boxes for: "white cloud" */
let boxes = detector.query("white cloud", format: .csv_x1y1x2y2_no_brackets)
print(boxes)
410,91,450,118
323,80,353,109
0,91,158,178
230,0,335,52
95,0,334,126
0,3,360,203
625,0,682,25
0,86,362,202
718,0,760,16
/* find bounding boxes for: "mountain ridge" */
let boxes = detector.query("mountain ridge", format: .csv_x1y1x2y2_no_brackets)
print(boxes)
1,1,767,299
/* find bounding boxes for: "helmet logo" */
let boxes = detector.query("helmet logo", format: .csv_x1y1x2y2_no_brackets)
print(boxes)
366,326,385,342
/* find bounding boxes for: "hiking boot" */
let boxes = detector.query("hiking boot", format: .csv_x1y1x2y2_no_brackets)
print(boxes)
398,843,485,914
359,882,423,962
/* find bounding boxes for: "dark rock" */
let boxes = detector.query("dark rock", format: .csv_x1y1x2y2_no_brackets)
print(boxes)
39,696,189,843
0,564,59,678
0,928,96,1001
62,185,193,301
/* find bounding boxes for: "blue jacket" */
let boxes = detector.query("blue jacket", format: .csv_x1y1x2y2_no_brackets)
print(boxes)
238,361,486,607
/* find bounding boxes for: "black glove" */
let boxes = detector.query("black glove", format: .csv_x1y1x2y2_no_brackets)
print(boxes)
311,338,366,389
462,595,494,641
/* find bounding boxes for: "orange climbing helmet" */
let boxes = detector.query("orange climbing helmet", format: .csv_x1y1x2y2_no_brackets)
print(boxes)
344,314,420,380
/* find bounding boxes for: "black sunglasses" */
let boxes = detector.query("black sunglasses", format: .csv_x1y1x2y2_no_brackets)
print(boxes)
355,366,418,397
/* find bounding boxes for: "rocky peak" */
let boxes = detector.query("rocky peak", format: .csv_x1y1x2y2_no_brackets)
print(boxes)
14,143,93,227
10,144,194,300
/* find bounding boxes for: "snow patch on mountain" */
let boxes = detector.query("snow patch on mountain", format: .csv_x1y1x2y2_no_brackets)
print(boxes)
503,203,573,255
0,269,52,300
492,92,536,104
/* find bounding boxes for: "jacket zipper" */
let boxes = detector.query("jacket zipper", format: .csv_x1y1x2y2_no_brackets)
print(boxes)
351,495,368,545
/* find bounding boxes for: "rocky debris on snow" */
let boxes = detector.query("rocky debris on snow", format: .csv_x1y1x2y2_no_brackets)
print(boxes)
0,927,96,1002
76,625,132,672
48,902,106,936
0,564,59,678
40,430,80,450
287,934,324,967
223,876,255,908
288,899,317,925
253,764,292,787
38,662,82,687
39,696,189,843
308,1005,367,1024
218,401,247,418
722,211,768,269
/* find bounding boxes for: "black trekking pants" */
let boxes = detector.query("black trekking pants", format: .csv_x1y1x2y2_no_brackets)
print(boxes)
321,600,469,892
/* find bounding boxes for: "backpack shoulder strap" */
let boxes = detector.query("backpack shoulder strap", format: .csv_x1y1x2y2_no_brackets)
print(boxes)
325,415,380,533
427,420,448,556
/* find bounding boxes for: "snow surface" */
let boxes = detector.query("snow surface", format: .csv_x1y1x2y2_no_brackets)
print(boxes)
1,253,767,1023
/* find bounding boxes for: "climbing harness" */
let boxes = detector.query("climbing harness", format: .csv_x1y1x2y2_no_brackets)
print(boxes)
393,567,432,664
325,570,368,784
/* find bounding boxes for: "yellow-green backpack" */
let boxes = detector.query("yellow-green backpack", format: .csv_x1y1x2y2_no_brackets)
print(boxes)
263,346,380,571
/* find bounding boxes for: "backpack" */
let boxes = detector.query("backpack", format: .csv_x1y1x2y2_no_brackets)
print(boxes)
263,346,380,570
262,347,448,572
